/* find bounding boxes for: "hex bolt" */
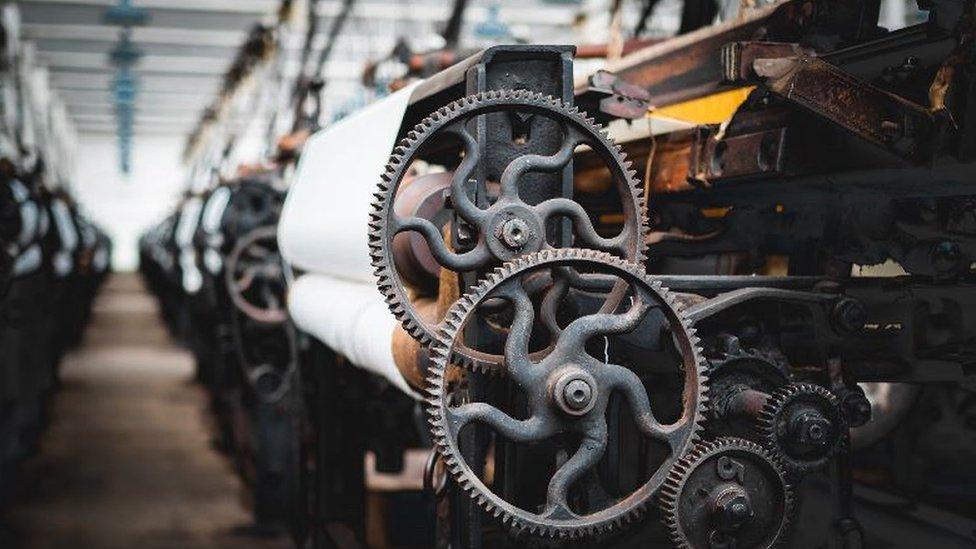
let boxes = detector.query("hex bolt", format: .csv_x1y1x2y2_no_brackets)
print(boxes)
552,371,598,416
712,487,753,533
832,298,867,335
501,218,530,249
563,379,593,411
790,412,833,448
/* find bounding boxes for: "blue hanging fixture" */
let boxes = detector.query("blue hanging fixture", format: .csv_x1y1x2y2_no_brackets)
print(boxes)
475,2,510,42
103,0,149,175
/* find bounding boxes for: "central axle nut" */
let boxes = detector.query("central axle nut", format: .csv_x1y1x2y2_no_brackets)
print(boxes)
711,486,754,533
790,412,833,448
552,369,598,416
501,218,530,249
563,379,593,411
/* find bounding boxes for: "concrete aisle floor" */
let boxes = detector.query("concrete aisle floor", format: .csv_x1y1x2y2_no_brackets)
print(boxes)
1,274,290,549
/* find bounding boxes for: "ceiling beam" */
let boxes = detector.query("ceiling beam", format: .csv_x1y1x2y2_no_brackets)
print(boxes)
22,23,248,48
55,87,214,101
66,102,206,115
18,0,576,26
17,0,279,15
49,72,221,92
72,113,201,124
38,51,367,80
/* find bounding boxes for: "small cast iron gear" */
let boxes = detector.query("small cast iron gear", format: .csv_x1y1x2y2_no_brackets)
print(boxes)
424,248,707,539
706,344,789,439
659,437,795,549
756,383,846,476
369,90,648,368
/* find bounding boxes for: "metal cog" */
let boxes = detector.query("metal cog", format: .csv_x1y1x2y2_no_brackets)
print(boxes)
659,437,795,549
706,345,789,439
756,383,846,476
225,225,288,325
424,248,706,539
369,89,648,368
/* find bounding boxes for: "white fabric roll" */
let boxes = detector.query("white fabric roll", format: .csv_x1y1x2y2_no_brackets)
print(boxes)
278,81,420,282
288,273,416,398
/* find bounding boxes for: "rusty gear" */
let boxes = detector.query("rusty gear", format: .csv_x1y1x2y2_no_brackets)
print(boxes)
756,383,846,476
660,437,795,549
369,90,648,367
706,342,789,440
424,248,706,539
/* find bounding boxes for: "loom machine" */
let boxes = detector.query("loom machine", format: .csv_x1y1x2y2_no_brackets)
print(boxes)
277,0,976,547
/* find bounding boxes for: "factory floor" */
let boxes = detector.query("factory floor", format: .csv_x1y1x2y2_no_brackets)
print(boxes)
0,274,290,549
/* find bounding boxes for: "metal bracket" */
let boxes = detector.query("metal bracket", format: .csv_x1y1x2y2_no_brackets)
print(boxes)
582,70,652,120
751,52,940,163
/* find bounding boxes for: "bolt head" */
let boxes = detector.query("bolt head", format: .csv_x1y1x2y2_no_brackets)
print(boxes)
792,413,833,447
832,298,867,334
712,487,753,532
563,379,593,411
501,218,530,249
551,369,598,417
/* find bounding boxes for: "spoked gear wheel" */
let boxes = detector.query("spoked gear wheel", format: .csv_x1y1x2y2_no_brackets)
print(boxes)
370,90,648,366
660,437,795,549
756,383,846,476
425,248,706,539
225,225,288,324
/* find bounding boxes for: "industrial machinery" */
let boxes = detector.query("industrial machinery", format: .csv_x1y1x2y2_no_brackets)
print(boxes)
131,0,976,547
0,3,111,499
277,0,976,547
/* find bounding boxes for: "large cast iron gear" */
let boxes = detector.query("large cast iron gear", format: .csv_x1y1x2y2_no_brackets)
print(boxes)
660,437,795,549
369,89,648,364
425,248,706,539
756,383,846,476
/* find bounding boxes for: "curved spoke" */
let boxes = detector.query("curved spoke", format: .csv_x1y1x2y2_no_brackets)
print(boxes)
539,275,568,339
236,266,259,292
545,426,608,513
499,124,579,199
394,216,491,271
556,296,649,355
447,403,553,443
603,363,676,445
444,124,489,225
537,197,628,253
496,279,536,384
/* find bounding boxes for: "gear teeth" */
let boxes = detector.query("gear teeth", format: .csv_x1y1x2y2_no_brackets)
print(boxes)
755,383,846,477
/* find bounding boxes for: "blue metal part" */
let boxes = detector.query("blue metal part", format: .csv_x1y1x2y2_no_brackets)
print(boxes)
475,3,510,41
102,0,150,27
104,0,148,175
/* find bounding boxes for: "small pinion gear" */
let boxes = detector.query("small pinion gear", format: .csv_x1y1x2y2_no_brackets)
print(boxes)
369,89,648,367
660,437,795,549
756,383,846,476
425,248,707,539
